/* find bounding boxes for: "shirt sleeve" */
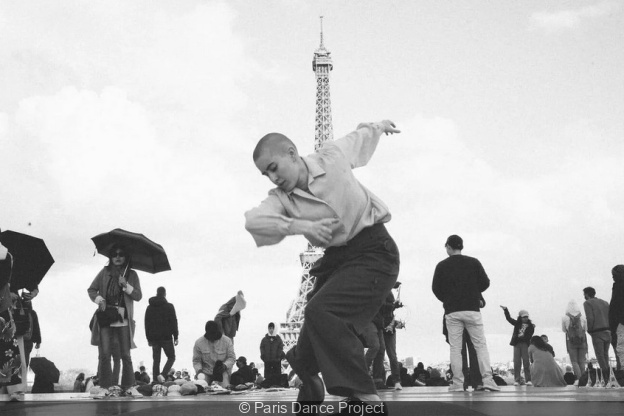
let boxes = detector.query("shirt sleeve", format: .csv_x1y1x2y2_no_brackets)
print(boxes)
244,192,293,247
329,122,384,169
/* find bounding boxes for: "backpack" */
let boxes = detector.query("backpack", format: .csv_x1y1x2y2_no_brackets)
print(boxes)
566,313,584,346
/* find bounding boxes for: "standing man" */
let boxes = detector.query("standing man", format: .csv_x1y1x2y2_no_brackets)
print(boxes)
259,322,285,385
583,286,611,377
145,286,178,382
373,282,403,390
245,120,401,406
432,235,500,392
609,265,624,370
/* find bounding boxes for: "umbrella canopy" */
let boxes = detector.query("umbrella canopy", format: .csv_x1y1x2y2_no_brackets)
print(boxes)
0,230,55,291
91,228,171,274
30,356,60,383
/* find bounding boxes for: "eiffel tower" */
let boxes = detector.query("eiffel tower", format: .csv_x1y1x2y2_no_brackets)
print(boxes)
280,17,334,353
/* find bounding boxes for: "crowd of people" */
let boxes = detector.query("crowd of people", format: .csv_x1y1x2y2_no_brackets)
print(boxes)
2,119,624,415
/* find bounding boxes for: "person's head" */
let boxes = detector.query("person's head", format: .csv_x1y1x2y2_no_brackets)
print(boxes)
77,372,85,381
540,334,549,343
157,286,166,297
445,235,463,256
565,365,573,373
175,370,181,378
204,320,222,342
612,265,624,282
108,244,130,268
236,356,247,368
583,286,596,300
530,335,548,351
268,322,275,335
416,362,424,370
249,362,255,369
140,365,145,372
253,133,305,193
566,299,581,316
518,309,530,322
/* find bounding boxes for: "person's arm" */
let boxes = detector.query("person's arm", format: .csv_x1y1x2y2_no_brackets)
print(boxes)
331,120,400,169
121,270,142,301
561,316,568,333
224,339,236,370
245,192,338,247
432,265,445,302
476,260,490,293
583,302,594,332
88,270,107,310
192,341,202,374
501,307,517,326
259,337,266,362
528,346,534,364
171,304,179,344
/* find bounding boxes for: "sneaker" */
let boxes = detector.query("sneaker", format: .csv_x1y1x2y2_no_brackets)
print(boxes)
156,375,165,383
478,381,501,392
526,381,533,386
394,382,403,390
448,383,465,392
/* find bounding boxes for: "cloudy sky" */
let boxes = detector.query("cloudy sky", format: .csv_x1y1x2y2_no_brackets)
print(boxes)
1,0,623,375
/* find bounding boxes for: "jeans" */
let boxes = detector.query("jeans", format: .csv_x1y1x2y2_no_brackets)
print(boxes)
462,330,482,389
589,331,611,375
371,328,387,382
151,339,176,379
513,343,531,382
445,311,494,388
98,326,133,389
616,324,624,368
566,341,587,378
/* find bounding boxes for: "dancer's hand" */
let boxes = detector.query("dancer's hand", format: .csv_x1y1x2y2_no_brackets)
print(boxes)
500,305,507,310
380,120,400,135
302,218,339,246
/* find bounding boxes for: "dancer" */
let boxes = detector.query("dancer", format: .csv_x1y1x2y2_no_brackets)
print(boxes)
432,235,500,392
245,120,400,407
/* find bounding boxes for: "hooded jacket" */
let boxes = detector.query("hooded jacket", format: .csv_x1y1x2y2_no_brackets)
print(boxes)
145,295,179,343
260,332,284,362
609,266,624,333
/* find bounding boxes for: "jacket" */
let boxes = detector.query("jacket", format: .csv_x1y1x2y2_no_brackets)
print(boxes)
145,295,179,342
192,335,236,376
609,270,624,333
583,297,610,334
260,333,285,362
88,267,142,348
432,254,490,314
503,308,535,346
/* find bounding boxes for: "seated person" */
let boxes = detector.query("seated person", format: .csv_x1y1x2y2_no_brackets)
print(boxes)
426,368,449,386
230,356,255,386
528,336,566,387
192,321,236,387
412,362,430,386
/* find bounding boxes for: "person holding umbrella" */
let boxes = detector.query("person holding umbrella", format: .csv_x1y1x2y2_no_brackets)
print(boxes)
0,240,23,396
88,244,142,389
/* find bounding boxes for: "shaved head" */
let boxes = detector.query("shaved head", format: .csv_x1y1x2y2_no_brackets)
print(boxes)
253,133,298,161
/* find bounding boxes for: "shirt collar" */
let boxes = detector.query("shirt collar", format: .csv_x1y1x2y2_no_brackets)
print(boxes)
288,156,326,197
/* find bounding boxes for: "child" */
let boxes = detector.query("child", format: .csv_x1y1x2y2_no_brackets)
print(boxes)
501,306,535,386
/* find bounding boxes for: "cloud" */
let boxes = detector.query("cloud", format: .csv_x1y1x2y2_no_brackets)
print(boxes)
530,1,619,32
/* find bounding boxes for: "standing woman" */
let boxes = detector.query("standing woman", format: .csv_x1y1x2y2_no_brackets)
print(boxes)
0,241,22,395
561,300,588,380
501,306,535,386
88,244,142,389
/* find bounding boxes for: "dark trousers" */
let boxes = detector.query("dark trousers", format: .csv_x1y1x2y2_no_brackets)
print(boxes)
383,330,400,384
590,331,611,375
264,360,282,379
462,330,482,389
288,224,400,397
371,329,387,382
362,323,381,372
151,339,176,379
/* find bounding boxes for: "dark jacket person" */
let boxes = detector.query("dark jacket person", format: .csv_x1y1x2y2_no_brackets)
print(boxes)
145,287,178,380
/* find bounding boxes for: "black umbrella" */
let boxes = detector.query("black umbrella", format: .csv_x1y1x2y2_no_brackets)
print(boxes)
30,356,60,383
91,228,171,274
0,230,55,291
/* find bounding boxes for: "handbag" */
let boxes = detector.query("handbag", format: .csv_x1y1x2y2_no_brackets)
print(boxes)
13,297,32,337
95,306,120,328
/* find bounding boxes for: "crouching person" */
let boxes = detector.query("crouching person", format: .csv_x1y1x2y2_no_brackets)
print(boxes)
192,321,236,387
